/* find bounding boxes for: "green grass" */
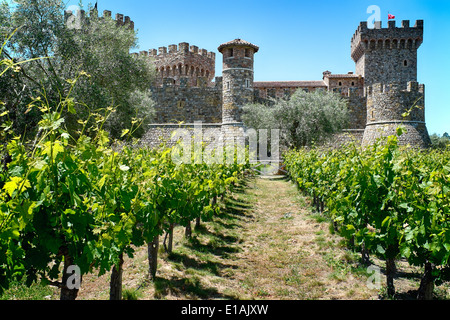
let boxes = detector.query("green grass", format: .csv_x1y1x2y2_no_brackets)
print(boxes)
0,279,58,300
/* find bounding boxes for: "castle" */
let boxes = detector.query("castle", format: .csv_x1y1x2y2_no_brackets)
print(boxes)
65,9,431,149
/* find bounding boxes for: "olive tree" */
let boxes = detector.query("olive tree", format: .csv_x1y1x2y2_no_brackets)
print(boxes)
242,89,349,149
0,0,156,140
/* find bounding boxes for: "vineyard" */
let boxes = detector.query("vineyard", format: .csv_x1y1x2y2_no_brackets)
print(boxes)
284,132,450,299
0,69,251,299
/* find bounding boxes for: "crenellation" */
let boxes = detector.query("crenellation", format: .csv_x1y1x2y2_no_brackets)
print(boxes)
190,45,199,54
159,47,167,55
168,44,177,53
179,42,190,53
115,13,123,25
65,8,134,30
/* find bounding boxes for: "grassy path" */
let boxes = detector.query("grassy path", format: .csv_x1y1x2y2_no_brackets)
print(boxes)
76,176,378,300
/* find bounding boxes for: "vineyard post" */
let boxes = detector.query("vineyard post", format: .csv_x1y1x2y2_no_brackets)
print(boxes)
148,233,159,280
417,261,434,300
60,251,81,300
109,253,124,300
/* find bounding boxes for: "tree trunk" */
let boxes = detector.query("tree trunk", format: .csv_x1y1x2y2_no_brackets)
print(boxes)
417,261,434,300
185,221,192,239
168,223,174,253
148,234,159,280
60,253,81,300
385,257,396,298
195,216,201,229
163,223,174,253
361,244,370,266
109,253,124,300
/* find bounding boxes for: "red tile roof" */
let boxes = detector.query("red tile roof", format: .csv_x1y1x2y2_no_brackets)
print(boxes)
253,81,327,88
324,73,362,79
218,39,259,53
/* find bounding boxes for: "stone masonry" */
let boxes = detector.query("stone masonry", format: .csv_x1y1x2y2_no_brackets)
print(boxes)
361,81,431,148
135,18,430,150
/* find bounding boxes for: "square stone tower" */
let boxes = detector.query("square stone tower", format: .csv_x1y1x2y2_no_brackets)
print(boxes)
351,20,423,87
354,20,431,148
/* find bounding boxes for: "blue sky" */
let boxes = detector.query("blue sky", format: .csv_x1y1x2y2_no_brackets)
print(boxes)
63,0,449,135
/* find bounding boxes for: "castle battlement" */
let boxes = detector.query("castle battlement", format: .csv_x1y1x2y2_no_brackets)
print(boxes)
139,43,216,60
365,81,425,96
351,20,423,63
64,9,134,30
142,42,216,87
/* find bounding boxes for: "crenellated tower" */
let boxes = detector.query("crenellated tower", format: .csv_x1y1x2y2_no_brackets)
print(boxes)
64,9,135,30
142,43,216,87
351,20,423,87
353,20,430,148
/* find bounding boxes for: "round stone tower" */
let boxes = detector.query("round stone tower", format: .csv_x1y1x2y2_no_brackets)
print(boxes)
361,81,431,148
218,39,259,126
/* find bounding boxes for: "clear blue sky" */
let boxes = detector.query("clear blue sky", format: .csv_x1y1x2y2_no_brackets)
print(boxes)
64,0,449,135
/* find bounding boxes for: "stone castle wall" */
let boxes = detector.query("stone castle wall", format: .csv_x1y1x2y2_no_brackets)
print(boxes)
351,20,423,86
64,9,135,30
145,42,216,87
140,123,223,149
362,81,431,148
150,77,223,124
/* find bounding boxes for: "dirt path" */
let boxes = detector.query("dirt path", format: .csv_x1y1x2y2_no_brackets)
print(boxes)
77,176,379,300
224,176,378,300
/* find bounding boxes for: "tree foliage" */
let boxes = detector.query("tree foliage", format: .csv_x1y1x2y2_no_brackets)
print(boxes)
242,89,349,149
0,0,156,140
430,133,450,150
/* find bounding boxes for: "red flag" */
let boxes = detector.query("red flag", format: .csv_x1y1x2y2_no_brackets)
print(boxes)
388,13,396,20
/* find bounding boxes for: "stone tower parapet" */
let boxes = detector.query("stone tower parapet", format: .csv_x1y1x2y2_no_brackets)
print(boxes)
64,9,134,30
351,20,423,86
362,81,430,148
141,43,216,87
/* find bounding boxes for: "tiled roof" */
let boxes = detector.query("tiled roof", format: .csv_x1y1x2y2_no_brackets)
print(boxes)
218,39,259,53
324,73,362,78
253,81,327,88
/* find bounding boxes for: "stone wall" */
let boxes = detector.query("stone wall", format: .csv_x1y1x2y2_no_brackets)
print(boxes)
140,123,223,149
64,9,135,30
362,81,431,148
150,78,223,124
